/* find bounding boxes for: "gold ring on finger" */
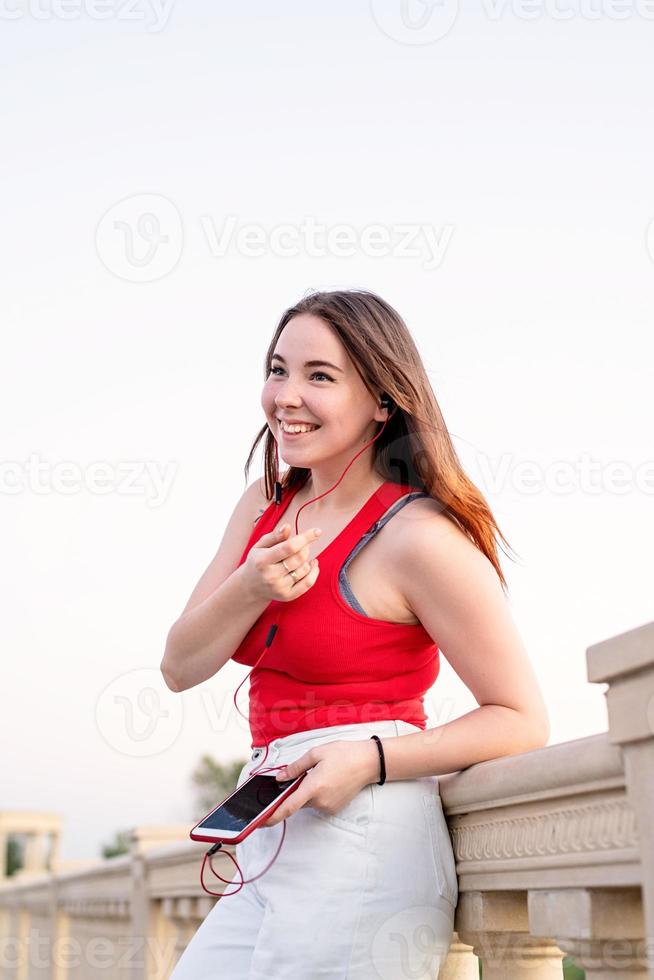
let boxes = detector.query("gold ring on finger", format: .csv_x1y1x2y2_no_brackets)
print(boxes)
281,559,298,583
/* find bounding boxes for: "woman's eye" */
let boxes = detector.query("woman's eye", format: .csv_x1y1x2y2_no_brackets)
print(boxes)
269,367,333,382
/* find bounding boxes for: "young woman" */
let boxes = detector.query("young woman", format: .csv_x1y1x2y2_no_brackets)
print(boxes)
163,289,550,979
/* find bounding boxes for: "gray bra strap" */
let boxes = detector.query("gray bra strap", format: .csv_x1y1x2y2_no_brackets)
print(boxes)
338,492,431,618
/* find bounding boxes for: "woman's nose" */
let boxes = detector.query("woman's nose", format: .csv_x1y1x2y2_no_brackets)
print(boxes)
275,383,303,406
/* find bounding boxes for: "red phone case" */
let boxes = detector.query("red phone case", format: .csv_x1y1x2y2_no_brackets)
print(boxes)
189,770,307,845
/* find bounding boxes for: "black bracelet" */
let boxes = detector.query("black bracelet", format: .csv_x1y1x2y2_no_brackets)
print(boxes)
370,735,386,786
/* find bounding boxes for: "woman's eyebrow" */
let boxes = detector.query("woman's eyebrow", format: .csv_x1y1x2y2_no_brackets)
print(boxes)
271,353,344,374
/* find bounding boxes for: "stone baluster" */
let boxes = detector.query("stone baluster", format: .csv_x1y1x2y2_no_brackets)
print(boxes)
455,891,565,979
529,887,648,978
22,832,42,873
129,846,147,980
440,931,479,978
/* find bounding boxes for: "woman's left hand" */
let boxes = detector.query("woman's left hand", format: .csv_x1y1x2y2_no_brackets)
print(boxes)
261,738,381,827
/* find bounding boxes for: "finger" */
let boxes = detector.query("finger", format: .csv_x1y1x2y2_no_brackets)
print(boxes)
264,806,290,827
284,560,319,594
287,559,313,581
265,783,313,825
299,559,320,587
273,527,322,559
274,751,312,780
276,559,310,592
260,524,290,543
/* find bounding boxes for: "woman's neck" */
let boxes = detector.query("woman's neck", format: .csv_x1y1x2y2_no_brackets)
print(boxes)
294,470,387,515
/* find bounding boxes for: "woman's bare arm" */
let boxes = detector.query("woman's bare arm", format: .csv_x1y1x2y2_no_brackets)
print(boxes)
366,508,550,782
160,480,269,692
161,564,270,691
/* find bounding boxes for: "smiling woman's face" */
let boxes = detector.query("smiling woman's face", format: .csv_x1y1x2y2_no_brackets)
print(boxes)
261,313,380,468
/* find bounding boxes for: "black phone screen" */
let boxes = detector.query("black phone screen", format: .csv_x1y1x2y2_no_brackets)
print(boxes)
197,774,297,834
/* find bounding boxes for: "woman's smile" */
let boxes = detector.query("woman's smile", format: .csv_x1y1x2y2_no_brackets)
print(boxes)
279,426,321,440
277,418,322,438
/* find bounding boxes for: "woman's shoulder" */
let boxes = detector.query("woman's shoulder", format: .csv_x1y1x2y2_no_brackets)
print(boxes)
384,487,467,544
250,478,274,526
385,490,494,624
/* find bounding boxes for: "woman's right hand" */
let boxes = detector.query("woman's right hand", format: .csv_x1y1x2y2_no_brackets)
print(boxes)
242,524,322,602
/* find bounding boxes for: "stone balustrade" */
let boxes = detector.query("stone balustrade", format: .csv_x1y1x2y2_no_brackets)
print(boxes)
1,620,652,979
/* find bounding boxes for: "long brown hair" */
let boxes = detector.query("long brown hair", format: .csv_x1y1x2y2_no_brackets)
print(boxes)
244,289,517,593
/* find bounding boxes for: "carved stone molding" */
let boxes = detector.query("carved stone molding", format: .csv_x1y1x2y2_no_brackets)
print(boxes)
61,899,130,919
451,795,638,865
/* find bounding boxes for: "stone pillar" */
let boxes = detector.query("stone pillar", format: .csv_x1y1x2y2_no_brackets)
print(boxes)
529,887,648,978
587,620,654,978
440,931,479,978
47,832,60,873
456,891,565,979
22,832,42,873
129,848,147,980
162,896,206,972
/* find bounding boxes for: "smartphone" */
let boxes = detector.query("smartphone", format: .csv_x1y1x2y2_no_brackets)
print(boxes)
190,770,307,844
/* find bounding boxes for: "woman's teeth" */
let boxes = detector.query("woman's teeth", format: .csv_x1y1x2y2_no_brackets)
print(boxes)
279,421,320,434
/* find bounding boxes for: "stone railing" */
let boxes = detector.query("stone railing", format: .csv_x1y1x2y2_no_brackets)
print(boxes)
1,620,653,979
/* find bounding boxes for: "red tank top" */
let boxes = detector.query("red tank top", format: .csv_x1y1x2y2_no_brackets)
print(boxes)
231,479,440,747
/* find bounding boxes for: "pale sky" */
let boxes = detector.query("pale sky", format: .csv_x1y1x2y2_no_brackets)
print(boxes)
2,1,653,862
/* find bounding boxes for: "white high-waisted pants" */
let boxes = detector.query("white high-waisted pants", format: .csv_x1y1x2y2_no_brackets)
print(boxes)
170,719,458,979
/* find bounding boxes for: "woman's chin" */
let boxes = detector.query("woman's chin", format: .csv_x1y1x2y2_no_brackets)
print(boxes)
280,450,316,465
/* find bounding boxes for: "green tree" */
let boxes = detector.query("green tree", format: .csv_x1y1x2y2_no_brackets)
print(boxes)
101,830,131,859
5,835,24,877
191,753,248,817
